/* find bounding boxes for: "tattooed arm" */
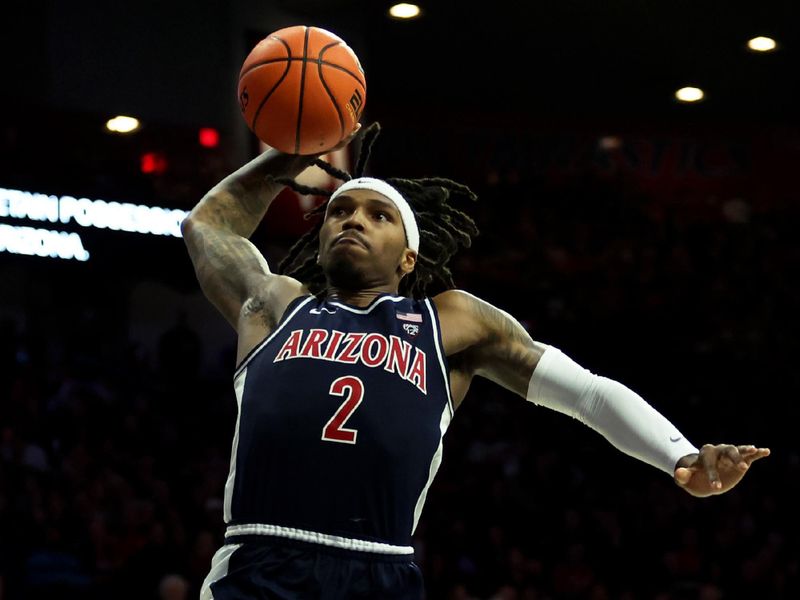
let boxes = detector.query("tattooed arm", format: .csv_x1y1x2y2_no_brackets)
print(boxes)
433,290,546,409
181,149,314,362
434,289,770,493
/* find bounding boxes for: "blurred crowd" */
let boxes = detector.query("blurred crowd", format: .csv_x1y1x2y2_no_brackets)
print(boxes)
1,167,797,599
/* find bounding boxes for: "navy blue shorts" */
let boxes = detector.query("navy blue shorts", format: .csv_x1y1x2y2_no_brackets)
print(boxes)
202,536,424,600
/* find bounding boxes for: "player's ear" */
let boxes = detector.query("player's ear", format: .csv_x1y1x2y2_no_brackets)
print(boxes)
399,249,416,276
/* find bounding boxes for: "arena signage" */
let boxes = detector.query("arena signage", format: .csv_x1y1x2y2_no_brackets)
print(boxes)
0,187,188,262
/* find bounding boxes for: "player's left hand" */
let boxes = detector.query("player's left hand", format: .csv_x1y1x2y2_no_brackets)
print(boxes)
673,444,770,497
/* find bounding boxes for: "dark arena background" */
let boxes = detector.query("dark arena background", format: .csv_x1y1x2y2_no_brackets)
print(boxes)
1,2,798,599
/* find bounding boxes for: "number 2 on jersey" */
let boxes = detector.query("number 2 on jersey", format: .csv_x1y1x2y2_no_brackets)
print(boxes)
322,376,364,444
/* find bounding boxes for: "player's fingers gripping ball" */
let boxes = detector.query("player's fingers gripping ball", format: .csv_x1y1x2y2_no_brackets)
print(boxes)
238,25,366,155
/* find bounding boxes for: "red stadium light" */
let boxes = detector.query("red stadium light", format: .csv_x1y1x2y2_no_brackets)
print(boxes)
140,152,168,175
199,127,220,148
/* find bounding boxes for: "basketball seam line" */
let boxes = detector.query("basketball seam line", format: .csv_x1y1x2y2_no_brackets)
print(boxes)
240,57,365,89
318,41,346,142
250,36,292,134
295,26,311,154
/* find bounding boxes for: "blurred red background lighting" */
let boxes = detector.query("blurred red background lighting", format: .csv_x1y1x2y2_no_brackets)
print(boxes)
140,152,168,174
199,127,220,148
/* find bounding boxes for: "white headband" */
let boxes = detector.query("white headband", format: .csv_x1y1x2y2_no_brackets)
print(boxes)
329,177,420,252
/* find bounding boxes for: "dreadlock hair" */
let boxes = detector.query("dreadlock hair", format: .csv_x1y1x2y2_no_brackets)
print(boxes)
275,122,479,298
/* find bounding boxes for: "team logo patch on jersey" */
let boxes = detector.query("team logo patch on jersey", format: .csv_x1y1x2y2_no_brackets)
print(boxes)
396,311,422,323
402,323,420,337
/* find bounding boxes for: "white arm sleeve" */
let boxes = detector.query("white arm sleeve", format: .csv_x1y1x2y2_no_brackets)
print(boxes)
526,345,699,475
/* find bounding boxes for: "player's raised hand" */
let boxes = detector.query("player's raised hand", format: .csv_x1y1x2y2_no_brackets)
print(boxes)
673,444,770,497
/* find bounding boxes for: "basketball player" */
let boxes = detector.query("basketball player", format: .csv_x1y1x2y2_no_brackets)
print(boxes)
183,124,769,599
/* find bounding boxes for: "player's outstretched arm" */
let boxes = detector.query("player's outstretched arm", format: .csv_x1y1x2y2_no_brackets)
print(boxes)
182,149,313,333
434,289,769,496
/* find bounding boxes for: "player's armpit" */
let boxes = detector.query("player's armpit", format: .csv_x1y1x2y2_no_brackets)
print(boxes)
181,217,305,331
433,289,546,397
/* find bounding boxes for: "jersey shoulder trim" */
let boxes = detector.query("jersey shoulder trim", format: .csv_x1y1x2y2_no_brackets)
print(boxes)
423,297,454,416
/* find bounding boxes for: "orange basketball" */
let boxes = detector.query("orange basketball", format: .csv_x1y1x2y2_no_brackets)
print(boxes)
238,25,366,155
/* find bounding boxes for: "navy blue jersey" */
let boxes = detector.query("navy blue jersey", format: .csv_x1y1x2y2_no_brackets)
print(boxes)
223,293,453,554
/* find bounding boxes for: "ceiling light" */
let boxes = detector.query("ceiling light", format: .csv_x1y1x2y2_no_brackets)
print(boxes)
389,3,421,19
747,36,777,52
106,116,140,133
675,87,704,103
